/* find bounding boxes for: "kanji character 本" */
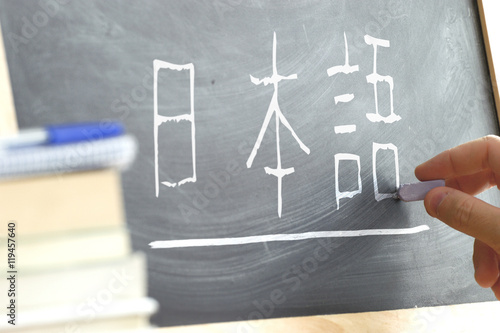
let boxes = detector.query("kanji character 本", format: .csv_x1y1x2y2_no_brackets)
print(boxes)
246,32,310,218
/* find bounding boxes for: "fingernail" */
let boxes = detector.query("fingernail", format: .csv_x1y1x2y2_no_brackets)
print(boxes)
429,191,448,217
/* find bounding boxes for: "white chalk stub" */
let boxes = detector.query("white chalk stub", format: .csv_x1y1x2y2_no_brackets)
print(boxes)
397,180,445,202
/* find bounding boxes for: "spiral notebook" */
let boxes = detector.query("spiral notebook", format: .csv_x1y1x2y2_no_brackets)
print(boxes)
0,135,137,179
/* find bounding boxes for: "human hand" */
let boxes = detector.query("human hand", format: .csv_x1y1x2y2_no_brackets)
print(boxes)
415,135,500,299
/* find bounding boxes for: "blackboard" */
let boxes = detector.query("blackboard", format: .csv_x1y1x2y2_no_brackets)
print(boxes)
1,0,499,327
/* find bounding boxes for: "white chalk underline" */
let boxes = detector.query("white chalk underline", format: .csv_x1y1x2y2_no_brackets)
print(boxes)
149,225,430,249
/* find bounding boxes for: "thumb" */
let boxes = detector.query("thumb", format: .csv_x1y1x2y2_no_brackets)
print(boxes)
424,187,500,254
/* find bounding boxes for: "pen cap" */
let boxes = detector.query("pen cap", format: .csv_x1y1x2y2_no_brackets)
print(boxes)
47,122,125,144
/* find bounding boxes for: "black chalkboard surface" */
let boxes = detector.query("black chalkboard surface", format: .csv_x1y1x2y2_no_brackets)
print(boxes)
1,0,499,327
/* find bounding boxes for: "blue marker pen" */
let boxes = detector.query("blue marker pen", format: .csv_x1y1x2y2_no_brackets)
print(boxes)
0,121,125,149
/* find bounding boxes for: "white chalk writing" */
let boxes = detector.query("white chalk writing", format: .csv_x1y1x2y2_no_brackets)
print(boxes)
246,32,310,218
153,60,197,197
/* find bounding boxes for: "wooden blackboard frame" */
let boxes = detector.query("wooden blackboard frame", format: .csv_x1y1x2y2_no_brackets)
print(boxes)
478,0,500,127
0,20,16,136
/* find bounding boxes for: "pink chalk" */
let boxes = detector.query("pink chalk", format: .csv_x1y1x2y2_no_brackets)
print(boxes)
396,180,445,202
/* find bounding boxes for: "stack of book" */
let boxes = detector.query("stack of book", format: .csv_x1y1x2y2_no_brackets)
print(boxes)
0,123,158,332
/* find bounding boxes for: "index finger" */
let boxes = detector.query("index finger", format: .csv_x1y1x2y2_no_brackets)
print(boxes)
415,135,500,183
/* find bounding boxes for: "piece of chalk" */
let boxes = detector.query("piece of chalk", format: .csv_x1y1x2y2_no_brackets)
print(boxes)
396,180,445,202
